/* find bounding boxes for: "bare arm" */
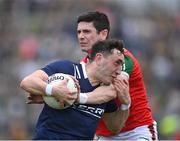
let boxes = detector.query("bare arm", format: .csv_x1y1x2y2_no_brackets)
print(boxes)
102,108,129,134
27,84,116,105
85,85,117,104
78,72,129,105
26,74,80,104
27,72,128,105
20,70,78,105
20,70,49,95
102,74,130,133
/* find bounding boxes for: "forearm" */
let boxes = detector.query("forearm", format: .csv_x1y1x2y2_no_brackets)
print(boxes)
78,85,116,104
103,108,129,134
20,70,48,96
110,109,129,133
86,92,115,104
20,77,46,95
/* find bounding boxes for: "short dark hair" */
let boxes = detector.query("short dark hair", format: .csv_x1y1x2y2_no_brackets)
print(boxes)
77,11,110,37
90,39,124,61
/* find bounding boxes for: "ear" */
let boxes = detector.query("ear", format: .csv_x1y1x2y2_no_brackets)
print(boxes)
95,53,103,66
99,29,108,40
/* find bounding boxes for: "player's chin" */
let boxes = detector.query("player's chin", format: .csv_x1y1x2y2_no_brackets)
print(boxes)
81,48,89,53
80,45,89,51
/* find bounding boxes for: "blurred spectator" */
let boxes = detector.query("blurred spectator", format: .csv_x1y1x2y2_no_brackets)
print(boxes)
17,36,39,79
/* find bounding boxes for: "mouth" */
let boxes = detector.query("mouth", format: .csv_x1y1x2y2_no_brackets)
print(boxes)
80,42,87,46
111,75,117,79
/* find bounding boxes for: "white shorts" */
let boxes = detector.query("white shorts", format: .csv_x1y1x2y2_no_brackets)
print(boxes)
96,121,158,141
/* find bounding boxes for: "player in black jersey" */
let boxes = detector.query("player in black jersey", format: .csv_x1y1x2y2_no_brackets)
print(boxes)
20,39,130,140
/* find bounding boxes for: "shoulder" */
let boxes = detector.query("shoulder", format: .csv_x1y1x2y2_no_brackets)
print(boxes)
51,59,80,66
80,56,89,63
42,59,79,76
124,49,137,63
50,59,76,65
123,49,140,75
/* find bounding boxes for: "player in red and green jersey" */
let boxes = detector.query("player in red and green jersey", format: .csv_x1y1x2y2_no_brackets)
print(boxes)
95,48,158,140
78,12,158,140
80,48,157,140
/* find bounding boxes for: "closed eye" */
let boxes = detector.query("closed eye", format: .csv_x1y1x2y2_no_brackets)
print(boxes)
115,60,123,66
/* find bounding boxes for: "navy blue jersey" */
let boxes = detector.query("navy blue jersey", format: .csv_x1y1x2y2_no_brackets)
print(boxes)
33,60,117,140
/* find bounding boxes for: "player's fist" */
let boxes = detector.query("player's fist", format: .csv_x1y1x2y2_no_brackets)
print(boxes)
113,75,130,105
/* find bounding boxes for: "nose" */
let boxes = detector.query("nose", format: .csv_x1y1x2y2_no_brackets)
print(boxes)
116,67,121,75
115,69,121,76
78,32,85,40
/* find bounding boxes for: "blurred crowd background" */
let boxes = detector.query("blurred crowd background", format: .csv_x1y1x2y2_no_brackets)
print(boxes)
0,0,180,139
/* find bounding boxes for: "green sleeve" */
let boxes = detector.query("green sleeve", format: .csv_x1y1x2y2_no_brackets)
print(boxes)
122,56,134,76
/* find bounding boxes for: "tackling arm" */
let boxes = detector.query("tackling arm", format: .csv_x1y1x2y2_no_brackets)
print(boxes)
102,108,129,134
102,74,131,133
79,85,117,104
78,71,129,104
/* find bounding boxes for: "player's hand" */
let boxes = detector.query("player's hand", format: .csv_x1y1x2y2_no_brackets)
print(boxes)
67,75,80,96
26,93,44,104
113,75,131,105
52,77,78,106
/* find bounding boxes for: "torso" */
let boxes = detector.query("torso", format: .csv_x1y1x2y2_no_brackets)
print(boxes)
34,60,117,139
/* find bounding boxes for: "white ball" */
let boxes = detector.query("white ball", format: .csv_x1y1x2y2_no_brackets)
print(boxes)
43,73,78,109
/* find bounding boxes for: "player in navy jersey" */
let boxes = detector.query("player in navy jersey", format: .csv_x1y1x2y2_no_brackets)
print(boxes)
20,39,130,140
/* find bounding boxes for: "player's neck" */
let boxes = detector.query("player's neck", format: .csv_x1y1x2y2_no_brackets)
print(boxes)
87,50,91,55
86,65,100,86
88,77,100,86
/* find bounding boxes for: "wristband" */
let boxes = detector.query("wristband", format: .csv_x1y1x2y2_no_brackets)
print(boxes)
45,84,53,96
120,103,130,111
79,93,88,104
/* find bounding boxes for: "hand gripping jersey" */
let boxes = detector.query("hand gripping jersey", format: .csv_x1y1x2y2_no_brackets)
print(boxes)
33,60,117,140
81,49,154,136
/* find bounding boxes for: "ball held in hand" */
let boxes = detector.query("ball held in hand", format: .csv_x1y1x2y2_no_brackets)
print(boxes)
43,73,78,109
